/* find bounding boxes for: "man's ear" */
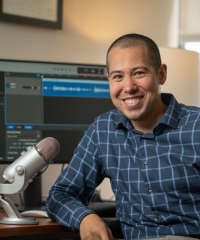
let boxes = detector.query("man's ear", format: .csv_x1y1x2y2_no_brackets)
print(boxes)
106,73,109,80
158,64,167,85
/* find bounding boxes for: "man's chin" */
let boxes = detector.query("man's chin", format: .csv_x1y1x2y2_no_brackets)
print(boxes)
123,110,147,122
123,113,142,122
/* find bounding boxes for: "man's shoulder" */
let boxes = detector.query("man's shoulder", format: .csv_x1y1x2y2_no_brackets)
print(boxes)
179,103,200,121
180,103,200,114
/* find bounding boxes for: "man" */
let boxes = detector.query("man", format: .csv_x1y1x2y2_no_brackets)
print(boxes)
46,34,200,240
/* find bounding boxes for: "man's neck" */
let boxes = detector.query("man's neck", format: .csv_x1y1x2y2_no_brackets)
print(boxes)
131,102,168,134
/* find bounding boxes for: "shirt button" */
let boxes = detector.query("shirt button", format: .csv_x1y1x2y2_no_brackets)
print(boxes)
148,188,153,193
144,161,148,165
155,212,159,215
168,225,172,227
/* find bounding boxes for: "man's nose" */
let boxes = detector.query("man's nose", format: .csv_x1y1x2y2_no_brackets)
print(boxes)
124,76,138,93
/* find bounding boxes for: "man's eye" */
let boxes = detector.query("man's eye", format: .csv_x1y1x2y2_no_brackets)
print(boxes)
135,71,145,77
135,71,143,75
114,75,122,79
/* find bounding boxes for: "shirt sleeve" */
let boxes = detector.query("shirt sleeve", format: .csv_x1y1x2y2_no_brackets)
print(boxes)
46,120,105,230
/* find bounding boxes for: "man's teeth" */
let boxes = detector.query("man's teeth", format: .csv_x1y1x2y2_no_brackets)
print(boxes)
125,98,140,104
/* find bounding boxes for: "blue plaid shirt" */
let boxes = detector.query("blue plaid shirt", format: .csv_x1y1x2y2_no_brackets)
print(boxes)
47,93,200,239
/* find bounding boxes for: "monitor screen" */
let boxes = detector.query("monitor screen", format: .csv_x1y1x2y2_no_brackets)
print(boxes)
0,60,114,164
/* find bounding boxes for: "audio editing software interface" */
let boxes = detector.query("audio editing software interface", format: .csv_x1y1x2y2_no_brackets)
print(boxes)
0,61,114,163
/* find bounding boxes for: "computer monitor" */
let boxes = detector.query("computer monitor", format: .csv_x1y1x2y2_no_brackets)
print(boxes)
0,59,115,209
0,59,114,164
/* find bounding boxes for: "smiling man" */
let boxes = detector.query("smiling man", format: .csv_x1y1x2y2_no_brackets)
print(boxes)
47,34,200,240
107,40,167,133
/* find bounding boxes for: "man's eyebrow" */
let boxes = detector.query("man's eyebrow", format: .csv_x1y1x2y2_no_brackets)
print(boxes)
134,66,148,71
109,70,122,77
109,66,148,77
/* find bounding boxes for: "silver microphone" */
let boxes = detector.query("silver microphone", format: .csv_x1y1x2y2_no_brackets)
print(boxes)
3,137,60,183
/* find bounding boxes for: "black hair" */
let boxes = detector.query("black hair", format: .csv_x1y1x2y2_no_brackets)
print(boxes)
106,33,162,74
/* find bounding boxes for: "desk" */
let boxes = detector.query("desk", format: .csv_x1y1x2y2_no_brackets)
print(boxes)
0,210,80,240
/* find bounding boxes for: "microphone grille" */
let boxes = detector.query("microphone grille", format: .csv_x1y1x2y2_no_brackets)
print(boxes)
35,137,60,161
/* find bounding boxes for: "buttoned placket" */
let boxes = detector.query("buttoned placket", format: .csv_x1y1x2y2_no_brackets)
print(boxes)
143,131,165,221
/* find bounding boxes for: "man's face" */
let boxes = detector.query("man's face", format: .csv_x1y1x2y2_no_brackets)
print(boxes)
107,46,166,124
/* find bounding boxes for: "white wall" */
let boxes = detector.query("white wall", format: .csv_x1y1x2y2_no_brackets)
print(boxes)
180,0,200,44
0,0,180,63
0,0,181,204
160,47,200,107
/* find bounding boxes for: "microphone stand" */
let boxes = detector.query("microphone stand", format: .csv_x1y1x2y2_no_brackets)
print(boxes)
0,166,38,224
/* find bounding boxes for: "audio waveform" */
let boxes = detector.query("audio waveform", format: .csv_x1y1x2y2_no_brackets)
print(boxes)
43,85,110,93
53,86,91,92
42,80,110,98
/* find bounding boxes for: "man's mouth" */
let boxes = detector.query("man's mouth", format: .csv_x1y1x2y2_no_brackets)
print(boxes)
124,97,143,104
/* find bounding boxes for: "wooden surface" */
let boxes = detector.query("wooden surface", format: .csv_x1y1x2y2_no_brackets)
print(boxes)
0,210,71,238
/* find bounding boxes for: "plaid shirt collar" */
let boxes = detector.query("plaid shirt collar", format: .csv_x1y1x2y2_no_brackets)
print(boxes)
116,93,181,131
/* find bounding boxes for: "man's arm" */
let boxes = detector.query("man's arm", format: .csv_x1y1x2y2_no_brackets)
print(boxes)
46,121,111,234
